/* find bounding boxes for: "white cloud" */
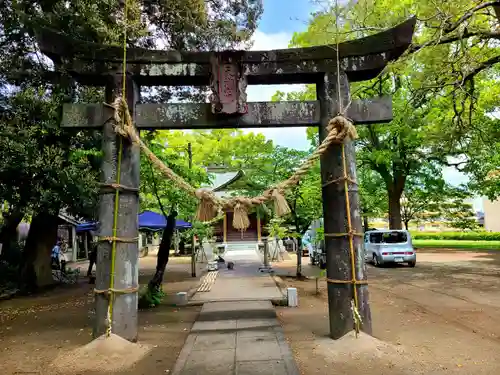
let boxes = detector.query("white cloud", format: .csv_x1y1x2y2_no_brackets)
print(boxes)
245,30,310,150
249,30,292,50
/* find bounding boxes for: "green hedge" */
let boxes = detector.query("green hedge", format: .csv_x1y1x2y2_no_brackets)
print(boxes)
411,231,500,241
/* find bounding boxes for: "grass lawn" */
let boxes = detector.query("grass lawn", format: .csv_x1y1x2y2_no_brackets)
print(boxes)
413,239,500,250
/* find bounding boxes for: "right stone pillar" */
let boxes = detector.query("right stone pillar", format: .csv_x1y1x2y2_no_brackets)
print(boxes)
317,72,372,339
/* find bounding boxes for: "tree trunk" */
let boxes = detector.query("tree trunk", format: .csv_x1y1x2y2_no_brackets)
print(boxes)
20,212,59,292
296,237,302,278
148,211,177,290
404,220,410,230
294,214,302,278
363,216,369,231
0,207,25,261
178,239,186,255
388,190,403,229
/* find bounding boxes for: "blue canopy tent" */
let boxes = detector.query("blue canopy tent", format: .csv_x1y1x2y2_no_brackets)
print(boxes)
76,221,98,232
138,210,192,231
76,210,192,233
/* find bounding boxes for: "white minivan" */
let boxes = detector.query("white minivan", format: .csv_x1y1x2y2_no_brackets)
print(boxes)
364,230,416,267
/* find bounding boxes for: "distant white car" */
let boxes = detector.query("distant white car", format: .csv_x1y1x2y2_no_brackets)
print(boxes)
364,230,416,267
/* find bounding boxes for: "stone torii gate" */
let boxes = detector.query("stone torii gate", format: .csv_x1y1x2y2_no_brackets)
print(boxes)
35,17,415,342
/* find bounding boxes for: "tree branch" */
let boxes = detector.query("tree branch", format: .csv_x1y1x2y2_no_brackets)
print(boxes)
409,30,500,53
444,1,500,34
463,53,500,82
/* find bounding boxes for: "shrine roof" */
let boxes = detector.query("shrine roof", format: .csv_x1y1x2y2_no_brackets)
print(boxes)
201,169,246,192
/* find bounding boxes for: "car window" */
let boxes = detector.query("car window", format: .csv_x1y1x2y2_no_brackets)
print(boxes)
369,231,407,244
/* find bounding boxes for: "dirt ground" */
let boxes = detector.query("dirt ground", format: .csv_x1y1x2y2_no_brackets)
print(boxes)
274,249,500,375
0,256,204,375
4,249,500,375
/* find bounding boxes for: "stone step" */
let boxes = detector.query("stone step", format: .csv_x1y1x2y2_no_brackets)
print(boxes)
172,301,300,375
195,301,277,322
225,242,258,252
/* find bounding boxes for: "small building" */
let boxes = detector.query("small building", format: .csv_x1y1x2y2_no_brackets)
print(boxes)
483,198,500,232
202,166,267,245
16,210,81,262
56,211,81,262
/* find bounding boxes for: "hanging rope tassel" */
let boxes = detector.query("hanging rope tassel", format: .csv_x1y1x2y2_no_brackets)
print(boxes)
232,202,250,231
351,299,362,337
195,190,218,222
271,188,291,217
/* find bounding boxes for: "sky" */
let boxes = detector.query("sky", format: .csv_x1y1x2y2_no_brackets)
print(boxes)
242,0,483,211
244,0,310,151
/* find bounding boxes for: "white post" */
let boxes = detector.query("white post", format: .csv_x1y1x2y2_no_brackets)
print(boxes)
174,229,179,254
83,232,89,259
176,292,188,306
204,239,217,271
71,226,77,262
287,287,298,307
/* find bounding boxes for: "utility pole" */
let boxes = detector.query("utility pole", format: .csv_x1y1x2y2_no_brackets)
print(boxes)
187,143,196,277
188,143,192,170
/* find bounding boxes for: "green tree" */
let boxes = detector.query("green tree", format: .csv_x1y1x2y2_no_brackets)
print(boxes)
399,166,450,229
401,169,479,230
272,0,500,228
140,131,208,221
441,200,478,230
462,119,500,200
239,145,323,235
0,0,264,290
358,167,387,230
0,87,101,289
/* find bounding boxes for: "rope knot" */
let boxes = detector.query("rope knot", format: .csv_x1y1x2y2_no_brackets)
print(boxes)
107,97,135,140
327,115,358,141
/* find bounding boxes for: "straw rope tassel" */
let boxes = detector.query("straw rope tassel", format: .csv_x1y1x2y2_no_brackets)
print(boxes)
195,190,218,222
271,189,291,217
232,202,250,231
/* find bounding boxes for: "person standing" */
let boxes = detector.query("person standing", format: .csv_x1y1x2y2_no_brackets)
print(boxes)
87,241,97,277
59,250,67,273
302,232,314,264
51,240,62,270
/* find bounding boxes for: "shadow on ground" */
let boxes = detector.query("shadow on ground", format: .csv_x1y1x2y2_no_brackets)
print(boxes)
0,259,204,375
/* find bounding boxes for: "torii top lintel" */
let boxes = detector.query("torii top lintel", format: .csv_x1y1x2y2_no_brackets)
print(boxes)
36,17,416,86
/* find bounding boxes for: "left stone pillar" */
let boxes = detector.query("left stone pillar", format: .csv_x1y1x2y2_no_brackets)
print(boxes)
94,71,140,342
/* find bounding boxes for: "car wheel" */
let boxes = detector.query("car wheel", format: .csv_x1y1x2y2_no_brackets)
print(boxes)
372,254,381,267
408,261,416,268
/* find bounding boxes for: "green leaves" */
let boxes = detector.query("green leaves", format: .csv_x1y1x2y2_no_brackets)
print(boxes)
138,285,165,309
0,87,100,218
139,129,323,234
268,0,500,224
0,0,267,223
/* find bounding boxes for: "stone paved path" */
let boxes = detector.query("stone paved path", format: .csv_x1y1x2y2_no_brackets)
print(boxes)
191,249,283,302
171,301,299,375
